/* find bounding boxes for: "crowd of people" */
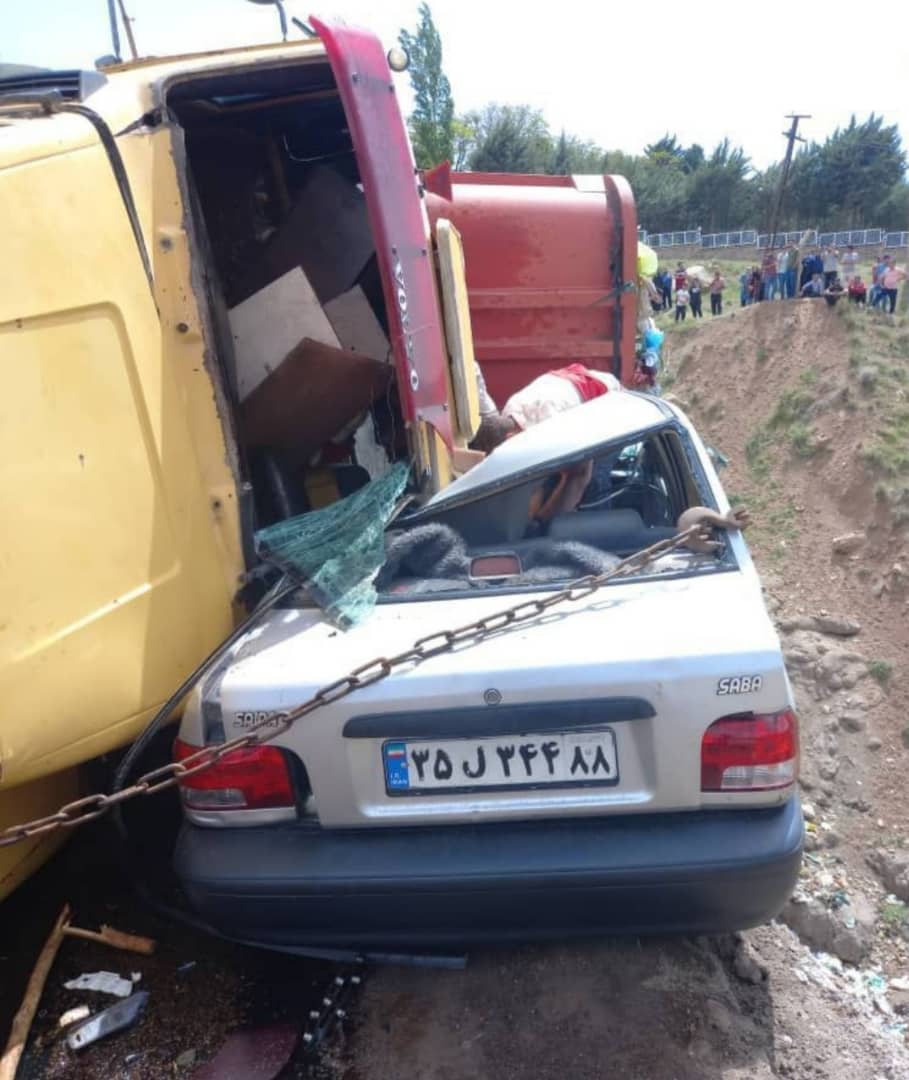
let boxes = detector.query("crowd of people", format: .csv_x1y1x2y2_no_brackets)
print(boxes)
651,266,727,321
794,246,906,311
651,245,907,320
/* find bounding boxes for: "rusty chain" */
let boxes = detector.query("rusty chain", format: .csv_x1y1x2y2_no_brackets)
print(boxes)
0,525,708,849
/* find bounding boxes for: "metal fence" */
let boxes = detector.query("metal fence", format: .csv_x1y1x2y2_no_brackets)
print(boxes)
757,230,816,248
644,229,701,248
816,229,884,248
701,230,758,249
645,225,907,250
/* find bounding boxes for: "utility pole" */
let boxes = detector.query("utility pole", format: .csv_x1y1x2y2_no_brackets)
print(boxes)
766,113,810,252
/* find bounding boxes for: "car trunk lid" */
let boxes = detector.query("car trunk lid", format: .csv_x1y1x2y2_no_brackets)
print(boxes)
202,566,789,827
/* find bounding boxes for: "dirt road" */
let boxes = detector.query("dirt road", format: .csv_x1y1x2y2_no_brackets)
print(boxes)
4,834,906,1080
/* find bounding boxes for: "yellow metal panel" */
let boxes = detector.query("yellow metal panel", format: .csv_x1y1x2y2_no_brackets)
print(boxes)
0,770,77,901
435,218,481,442
148,125,246,594
0,123,241,787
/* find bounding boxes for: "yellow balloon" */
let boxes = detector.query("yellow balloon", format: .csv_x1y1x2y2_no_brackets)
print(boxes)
637,242,658,277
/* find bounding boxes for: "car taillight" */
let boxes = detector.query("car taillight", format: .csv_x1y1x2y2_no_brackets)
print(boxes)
173,738,295,811
700,709,798,792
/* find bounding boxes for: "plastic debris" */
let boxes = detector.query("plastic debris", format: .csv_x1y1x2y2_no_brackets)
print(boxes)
175,1049,198,1068
58,1006,91,1029
64,971,136,998
890,976,909,991
67,991,149,1050
177,961,197,975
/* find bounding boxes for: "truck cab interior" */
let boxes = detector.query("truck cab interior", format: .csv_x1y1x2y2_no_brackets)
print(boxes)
167,58,405,531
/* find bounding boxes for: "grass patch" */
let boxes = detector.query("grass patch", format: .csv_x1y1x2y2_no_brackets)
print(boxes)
761,372,830,459
770,386,815,429
881,899,909,937
756,345,769,364
745,429,773,481
844,311,909,512
869,659,894,688
790,421,824,458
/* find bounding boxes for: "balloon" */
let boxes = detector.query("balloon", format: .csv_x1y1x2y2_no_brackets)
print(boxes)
637,242,658,277
644,327,664,351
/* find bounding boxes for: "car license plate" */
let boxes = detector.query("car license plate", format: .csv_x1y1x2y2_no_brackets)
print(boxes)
382,729,618,795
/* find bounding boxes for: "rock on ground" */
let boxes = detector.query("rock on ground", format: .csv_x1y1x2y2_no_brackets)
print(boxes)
867,849,909,902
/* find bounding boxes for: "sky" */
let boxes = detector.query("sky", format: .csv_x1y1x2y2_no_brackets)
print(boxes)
3,0,908,171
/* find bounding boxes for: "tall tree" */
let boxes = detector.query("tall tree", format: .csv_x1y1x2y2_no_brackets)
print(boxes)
686,139,752,230
547,130,605,175
398,4,455,169
466,104,553,173
789,115,907,228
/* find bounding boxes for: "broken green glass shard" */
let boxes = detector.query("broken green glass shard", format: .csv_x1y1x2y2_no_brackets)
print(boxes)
255,462,410,628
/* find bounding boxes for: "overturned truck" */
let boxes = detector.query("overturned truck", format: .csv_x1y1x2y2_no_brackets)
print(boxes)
0,18,639,896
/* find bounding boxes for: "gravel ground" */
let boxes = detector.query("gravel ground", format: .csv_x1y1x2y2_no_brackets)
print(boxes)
3,816,908,1080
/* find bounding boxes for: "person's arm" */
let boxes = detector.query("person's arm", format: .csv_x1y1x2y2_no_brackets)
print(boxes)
527,460,594,529
677,506,750,553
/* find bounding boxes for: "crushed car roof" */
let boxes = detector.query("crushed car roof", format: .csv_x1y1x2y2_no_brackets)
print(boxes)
421,390,674,515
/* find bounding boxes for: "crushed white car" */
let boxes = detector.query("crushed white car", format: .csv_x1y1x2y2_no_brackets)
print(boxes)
173,391,802,952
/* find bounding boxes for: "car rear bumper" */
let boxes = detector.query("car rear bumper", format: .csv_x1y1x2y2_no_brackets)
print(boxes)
174,799,802,950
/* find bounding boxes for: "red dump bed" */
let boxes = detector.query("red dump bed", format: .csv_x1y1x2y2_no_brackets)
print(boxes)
425,166,638,407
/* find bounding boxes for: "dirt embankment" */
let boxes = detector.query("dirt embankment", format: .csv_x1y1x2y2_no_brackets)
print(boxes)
664,297,909,981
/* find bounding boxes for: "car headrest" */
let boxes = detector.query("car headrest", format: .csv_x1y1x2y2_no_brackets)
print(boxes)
548,508,645,548
548,508,677,553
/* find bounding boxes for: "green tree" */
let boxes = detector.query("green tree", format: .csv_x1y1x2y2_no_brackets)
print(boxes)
398,3,455,168
686,139,752,230
547,130,605,175
789,115,907,228
466,104,553,173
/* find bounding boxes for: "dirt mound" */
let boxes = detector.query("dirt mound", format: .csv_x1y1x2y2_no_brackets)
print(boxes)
665,298,907,668
666,298,909,1006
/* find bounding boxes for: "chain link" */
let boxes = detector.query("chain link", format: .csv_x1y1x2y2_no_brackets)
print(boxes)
0,525,705,848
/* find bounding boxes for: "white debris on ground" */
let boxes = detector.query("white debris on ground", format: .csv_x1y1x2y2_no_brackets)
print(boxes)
62,971,139,998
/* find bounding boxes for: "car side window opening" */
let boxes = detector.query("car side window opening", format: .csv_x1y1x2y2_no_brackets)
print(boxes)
377,426,726,598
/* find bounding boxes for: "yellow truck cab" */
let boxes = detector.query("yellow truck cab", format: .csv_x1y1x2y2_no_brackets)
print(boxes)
0,20,477,896
0,19,639,898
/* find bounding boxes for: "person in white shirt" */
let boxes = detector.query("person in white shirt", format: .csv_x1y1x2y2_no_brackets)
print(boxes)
472,364,621,451
841,245,860,284
822,246,840,288
675,286,690,322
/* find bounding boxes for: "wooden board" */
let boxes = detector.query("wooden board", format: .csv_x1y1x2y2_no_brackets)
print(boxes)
228,268,340,400
240,337,391,461
324,286,390,362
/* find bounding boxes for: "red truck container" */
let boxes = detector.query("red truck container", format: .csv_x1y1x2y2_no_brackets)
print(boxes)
425,164,639,408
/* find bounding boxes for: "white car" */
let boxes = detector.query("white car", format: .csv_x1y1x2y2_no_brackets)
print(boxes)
173,391,802,951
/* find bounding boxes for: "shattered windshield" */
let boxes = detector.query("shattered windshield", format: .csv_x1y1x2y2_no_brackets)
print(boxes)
376,426,732,600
